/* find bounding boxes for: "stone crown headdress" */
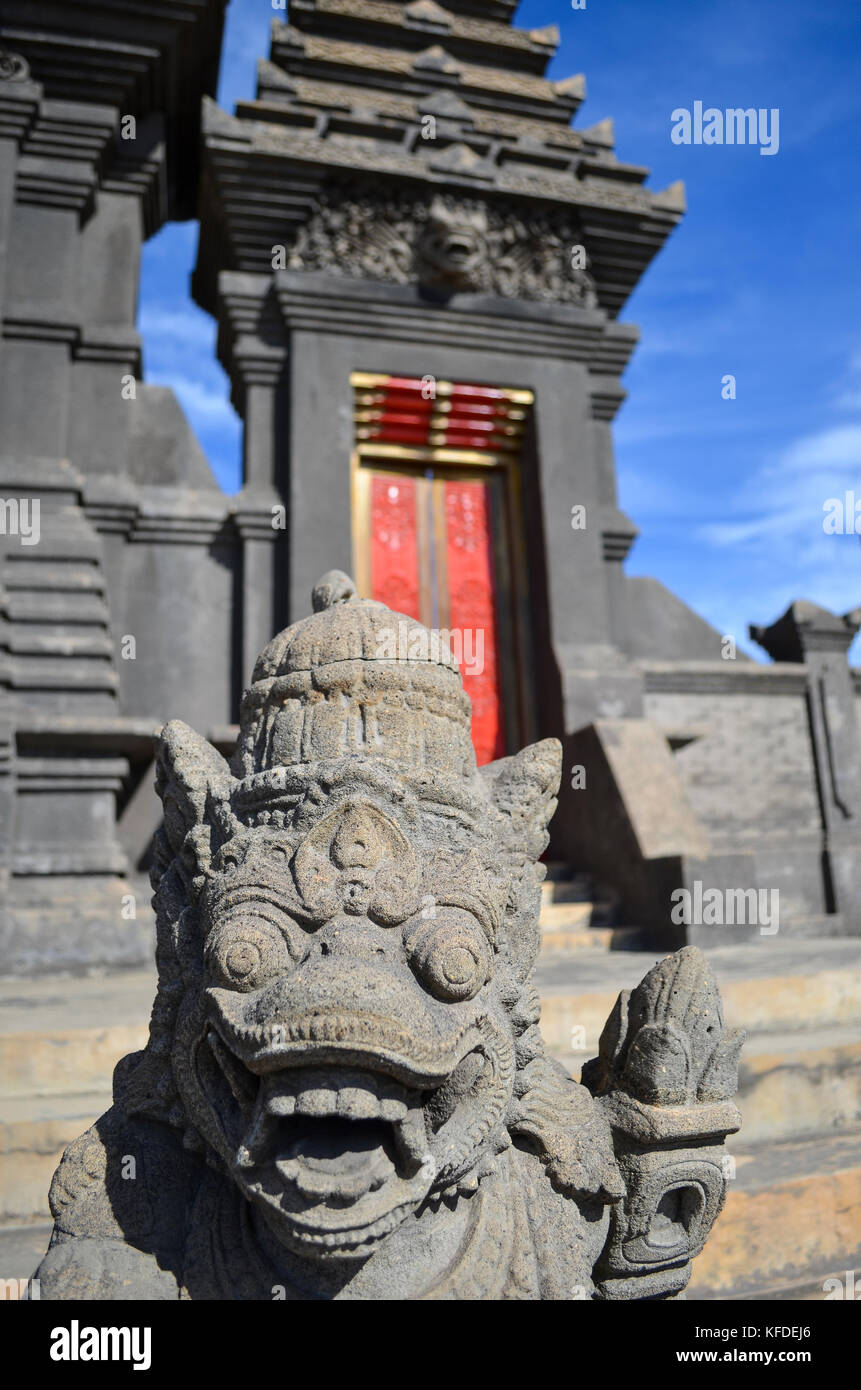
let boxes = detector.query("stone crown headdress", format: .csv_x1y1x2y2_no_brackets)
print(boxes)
232,570,476,790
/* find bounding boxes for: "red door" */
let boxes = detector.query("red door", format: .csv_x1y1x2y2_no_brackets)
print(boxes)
366,469,505,765
353,372,533,766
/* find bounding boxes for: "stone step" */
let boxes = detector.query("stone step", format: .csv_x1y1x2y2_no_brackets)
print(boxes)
714,1266,861,1301
554,1018,861,1146
687,1128,861,1300
761,912,851,939
4,560,106,593
538,868,625,947
540,872,619,920
3,944,858,1099
540,872,592,905
0,971,154,1098
3,940,860,1261
540,926,649,953
540,899,595,927
0,1021,147,1099
539,900,620,930
732,1021,861,1146
0,968,146,1225
0,1224,52,1299
535,939,861,1055
0,1093,111,1226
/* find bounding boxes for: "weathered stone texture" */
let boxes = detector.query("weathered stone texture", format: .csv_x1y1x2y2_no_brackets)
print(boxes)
644,689,821,839
35,577,742,1299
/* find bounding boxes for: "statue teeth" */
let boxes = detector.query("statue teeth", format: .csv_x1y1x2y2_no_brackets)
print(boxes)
394,1105,428,1164
265,1093,296,1116
295,1085,339,1116
337,1086,380,1119
380,1097,407,1121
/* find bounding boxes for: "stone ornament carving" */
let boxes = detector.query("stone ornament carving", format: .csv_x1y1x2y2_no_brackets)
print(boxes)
0,47,30,81
287,185,599,305
36,572,741,1299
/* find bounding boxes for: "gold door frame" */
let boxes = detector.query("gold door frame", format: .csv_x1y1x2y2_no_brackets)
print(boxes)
349,402,537,752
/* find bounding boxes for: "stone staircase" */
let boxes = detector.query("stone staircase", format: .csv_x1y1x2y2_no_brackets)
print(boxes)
536,868,861,1299
1,866,859,1298
0,969,154,1289
538,868,651,952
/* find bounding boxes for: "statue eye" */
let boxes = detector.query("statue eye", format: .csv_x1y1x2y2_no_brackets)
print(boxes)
206,920,288,992
407,910,492,1003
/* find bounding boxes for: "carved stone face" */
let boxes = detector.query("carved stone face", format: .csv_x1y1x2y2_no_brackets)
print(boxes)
417,196,489,291
179,784,518,1260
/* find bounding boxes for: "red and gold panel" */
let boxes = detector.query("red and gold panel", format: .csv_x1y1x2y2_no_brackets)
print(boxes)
352,374,534,766
369,473,421,622
442,479,504,766
353,374,531,458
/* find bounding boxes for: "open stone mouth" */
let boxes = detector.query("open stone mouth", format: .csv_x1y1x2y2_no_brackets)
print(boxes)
201,1032,463,1250
201,1027,496,1251
236,1067,432,1205
445,240,477,264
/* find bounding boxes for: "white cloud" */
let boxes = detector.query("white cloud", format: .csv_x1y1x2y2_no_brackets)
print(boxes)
139,306,214,352
700,422,861,548
781,423,861,473
657,350,861,660
146,373,236,428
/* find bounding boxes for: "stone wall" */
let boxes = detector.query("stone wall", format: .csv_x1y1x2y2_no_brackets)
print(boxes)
0,3,230,973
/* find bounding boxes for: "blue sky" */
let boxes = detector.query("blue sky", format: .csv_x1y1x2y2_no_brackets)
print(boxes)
139,0,861,659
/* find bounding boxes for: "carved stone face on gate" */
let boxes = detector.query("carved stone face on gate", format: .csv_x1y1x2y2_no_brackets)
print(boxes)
416,195,490,292
285,182,600,307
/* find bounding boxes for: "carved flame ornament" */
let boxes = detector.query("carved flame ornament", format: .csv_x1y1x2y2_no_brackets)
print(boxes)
287,184,600,305
36,572,742,1300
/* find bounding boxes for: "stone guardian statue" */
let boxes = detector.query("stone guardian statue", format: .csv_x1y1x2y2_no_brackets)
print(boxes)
35,573,743,1299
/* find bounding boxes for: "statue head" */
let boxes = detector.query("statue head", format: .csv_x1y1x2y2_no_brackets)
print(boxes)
119,573,612,1264
417,195,490,292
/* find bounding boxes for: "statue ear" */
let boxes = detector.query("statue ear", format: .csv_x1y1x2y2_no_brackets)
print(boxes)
123,723,236,1135
154,720,236,886
479,738,562,862
479,740,561,984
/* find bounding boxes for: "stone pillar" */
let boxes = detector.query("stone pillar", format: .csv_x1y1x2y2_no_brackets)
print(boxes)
0,54,40,374
221,275,289,678
0,2,229,974
0,59,34,961
235,502,284,689
751,601,861,931
0,716,14,959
